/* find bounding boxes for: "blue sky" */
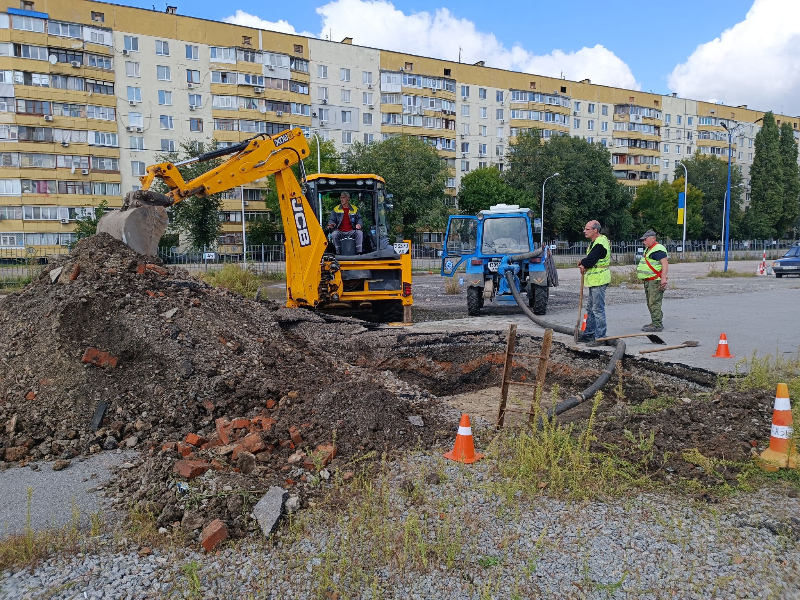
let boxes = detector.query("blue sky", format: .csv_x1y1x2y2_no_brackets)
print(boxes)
125,0,800,113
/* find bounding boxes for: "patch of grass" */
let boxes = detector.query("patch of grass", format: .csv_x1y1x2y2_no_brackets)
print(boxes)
181,561,202,600
444,277,462,295
609,267,640,287
478,555,501,567
629,396,681,414
198,264,276,298
489,393,650,500
734,350,800,399
703,263,756,278
0,274,32,293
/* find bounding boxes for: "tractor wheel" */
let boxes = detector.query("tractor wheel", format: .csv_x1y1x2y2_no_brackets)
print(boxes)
372,300,404,322
532,284,549,315
467,286,483,316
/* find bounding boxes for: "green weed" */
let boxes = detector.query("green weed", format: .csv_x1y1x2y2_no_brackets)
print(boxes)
704,263,756,278
181,561,202,600
609,267,641,287
629,396,680,414
199,264,277,298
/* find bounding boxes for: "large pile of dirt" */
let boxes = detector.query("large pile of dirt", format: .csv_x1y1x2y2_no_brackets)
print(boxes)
0,234,451,537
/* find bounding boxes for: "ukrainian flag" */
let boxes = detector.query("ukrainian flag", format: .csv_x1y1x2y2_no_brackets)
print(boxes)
677,192,685,225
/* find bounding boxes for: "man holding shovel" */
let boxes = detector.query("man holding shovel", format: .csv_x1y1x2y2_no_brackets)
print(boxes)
637,229,669,332
577,220,611,347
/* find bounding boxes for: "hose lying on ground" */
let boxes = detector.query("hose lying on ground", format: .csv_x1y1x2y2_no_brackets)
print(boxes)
502,269,625,420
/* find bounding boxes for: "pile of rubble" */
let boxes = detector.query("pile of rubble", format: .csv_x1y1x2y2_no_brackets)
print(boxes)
0,235,451,546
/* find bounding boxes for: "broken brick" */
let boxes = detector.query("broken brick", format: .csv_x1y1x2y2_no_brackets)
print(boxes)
231,433,266,460
173,459,211,479
200,519,228,552
251,415,276,431
304,444,337,471
4,446,29,461
184,433,207,447
190,298,201,307
145,263,169,276
230,418,251,431
81,348,119,369
136,263,146,274
210,459,225,471
215,418,232,445
265,399,277,410
289,426,303,446
161,442,177,452
202,399,215,413
24,391,35,401
279,440,295,450
176,442,194,457
145,290,157,298
69,264,81,281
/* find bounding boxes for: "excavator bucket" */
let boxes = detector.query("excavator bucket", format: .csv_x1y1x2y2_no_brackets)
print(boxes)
96,190,172,256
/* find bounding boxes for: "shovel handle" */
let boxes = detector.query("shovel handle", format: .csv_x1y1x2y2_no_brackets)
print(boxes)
639,344,689,354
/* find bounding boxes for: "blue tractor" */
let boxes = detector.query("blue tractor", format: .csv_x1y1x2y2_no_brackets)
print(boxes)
440,204,557,316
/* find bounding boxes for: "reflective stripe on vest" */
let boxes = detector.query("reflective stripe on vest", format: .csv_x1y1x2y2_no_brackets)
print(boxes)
637,243,667,280
585,235,611,287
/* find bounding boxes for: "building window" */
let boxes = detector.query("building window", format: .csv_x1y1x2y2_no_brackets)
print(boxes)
190,118,203,132
132,161,146,176
127,87,142,102
663,144,669,153
588,120,595,131
128,112,143,127
364,133,374,144
124,36,139,52
478,88,486,99
130,136,144,150
687,117,693,126
160,115,174,130
496,109,504,120
317,65,327,79
601,122,608,132
461,85,469,98
242,36,252,46
342,131,352,144
318,86,328,101
677,115,682,125
461,160,469,172
363,112,372,125
158,90,172,105
602,105,608,116
588,103,595,114
155,40,169,56
187,70,200,84
157,65,171,81
341,89,350,103
294,44,303,54
91,11,104,22
340,68,350,81
496,90,504,102
185,45,199,60
161,139,175,152
573,118,580,128
461,105,469,117
574,101,581,112
362,71,373,85
462,123,470,135
189,94,201,108
341,110,351,124
665,114,671,124
362,92,373,105
480,125,487,136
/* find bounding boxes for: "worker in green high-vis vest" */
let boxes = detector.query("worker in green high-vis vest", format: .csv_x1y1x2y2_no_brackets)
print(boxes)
636,229,669,332
577,220,611,347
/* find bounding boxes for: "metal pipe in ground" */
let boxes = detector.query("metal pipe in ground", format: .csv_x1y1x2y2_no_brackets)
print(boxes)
502,270,625,420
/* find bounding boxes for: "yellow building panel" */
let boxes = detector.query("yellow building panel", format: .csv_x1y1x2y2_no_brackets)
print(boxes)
212,130,244,143
7,30,49,46
210,84,237,96
382,105,403,114
696,139,730,148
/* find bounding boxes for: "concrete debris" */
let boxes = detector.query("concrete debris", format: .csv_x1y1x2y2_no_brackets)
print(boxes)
252,486,288,537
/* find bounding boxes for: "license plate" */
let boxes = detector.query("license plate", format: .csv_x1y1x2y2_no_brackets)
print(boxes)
487,261,500,272
784,266,798,270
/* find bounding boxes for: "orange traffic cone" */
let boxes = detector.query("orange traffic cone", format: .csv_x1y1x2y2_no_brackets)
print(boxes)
712,333,734,358
759,383,795,471
443,414,483,464
580,314,587,332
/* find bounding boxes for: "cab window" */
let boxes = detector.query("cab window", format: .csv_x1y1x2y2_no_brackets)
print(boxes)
481,217,531,254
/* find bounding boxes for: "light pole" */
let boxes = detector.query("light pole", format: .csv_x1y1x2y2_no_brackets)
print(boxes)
312,131,323,223
240,185,247,267
676,160,688,253
719,121,743,271
541,172,560,248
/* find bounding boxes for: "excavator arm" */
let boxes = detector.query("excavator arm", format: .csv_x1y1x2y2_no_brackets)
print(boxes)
97,128,333,307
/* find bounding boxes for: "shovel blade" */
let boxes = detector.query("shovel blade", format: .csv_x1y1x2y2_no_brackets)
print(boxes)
646,334,666,344
96,205,169,256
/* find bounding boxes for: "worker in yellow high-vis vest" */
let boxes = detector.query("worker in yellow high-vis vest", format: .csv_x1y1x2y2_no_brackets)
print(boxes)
636,229,669,332
577,220,611,347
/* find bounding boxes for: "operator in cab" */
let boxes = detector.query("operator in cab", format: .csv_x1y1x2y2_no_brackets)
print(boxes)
327,191,363,254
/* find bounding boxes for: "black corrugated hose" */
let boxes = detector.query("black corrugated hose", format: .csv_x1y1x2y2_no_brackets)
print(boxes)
502,268,625,420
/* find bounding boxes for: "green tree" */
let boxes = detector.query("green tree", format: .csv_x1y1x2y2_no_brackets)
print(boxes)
504,130,633,241
340,135,451,238
746,112,784,238
302,136,341,175
73,199,109,242
153,140,224,250
673,152,744,239
630,179,703,240
778,122,800,237
457,166,517,215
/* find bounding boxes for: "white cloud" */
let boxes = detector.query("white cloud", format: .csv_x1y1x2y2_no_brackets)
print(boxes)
668,0,800,115
224,0,640,90
223,10,316,38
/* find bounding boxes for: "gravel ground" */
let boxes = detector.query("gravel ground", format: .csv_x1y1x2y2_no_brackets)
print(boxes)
2,451,799,599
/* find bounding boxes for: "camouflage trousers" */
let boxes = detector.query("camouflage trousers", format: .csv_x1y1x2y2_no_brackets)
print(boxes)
643,279,664,327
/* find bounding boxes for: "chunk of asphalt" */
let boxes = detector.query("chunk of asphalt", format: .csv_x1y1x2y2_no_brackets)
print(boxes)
252,486,288,537
91,401,108,433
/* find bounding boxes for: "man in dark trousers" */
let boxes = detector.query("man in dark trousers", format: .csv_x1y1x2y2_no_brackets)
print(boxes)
327,191,363,254
577,220,611,347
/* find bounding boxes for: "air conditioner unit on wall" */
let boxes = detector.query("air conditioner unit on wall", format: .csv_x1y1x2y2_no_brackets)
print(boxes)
189,105,196,111
267,64,274,70
70,60,81,68
60,218,70,224
243,201,249,206
44,115,53,122
254,87,264,93
129,100,137,106
276,110,283,116
125,125,133,131
81,168,89,175
122,48,130,56
135,127,143,132
61,141,70,147
321,98,328,104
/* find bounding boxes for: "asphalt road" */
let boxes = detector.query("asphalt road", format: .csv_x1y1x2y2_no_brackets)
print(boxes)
412,260,800,374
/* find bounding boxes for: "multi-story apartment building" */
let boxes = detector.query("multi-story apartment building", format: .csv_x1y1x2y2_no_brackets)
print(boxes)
0,0,797,255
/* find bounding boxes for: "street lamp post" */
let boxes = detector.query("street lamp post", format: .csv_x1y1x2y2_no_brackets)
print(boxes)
312,132,323,223
719,121,743,272
240,185,247,267
676,160,688,253
541,172,560,248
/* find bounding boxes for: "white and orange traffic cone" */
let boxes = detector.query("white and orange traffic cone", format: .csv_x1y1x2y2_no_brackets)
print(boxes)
712,333,734,358
580,314,587,332
443,414,483,464
757,249,767,276
759,383,795,471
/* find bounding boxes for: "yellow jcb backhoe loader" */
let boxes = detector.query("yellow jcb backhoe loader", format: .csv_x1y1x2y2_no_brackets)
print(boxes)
97,128,413,322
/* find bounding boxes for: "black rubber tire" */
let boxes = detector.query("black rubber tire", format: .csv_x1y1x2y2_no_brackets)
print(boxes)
371,299,404,322
776,273,783,278
467,286,483,316
532,284,549,315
